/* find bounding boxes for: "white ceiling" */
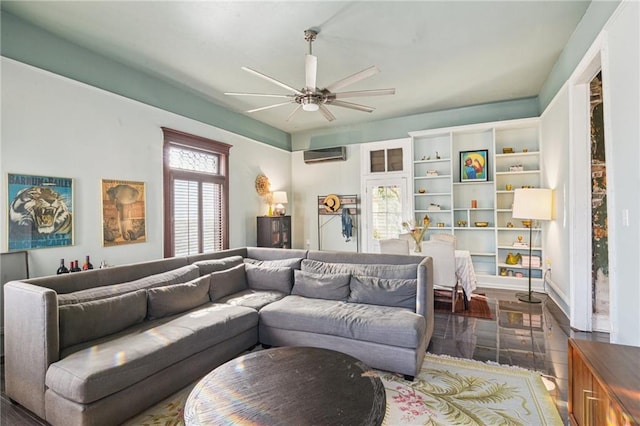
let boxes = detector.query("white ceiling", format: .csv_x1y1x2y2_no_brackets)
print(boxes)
3,1,590,134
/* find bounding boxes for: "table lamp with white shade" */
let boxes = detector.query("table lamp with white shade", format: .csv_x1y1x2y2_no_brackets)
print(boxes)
511,188,553,303
272,191,288,216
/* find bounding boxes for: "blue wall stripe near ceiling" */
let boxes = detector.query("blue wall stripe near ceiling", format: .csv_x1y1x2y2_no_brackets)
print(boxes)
0,11,291,151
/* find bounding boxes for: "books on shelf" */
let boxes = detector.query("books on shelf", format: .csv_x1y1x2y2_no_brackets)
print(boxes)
521,255,541,268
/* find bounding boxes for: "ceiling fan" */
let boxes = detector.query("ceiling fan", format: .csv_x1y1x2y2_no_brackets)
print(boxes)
225,29,396,122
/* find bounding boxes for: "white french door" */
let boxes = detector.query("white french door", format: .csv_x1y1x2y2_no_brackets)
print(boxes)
362,177,410,253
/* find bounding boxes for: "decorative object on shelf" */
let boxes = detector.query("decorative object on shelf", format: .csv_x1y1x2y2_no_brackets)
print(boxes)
457,220,467,227
427,203,441,211
507,270,514,277
502,147,514,154
422,155,430,160
512,188,553,303
521,255,541,268
474,221,489,227
522,148,528,153
460,150,488,182
402,215,430,253
509,164,524,172
425,170,439,176
521,220,532,228
7,173,74,251
505,253,521,265
272,191,288,216
515,272,524,278
435,151,441,159
437,222,445,227
418,188,426,193
513,235,528,247
500,267,507,276
323,194,341,213
507,222,514,228
101,179,146,246
505,184,513,191
471,199,478,208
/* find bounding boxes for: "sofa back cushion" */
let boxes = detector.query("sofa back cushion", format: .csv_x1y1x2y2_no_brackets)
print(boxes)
192,255,244,276
59,290,147,350
301,259,417,279
147,276,211,320
209,263,247,301
348,276,417,310
291,270,351,301
245,263,293,293
244,257,303,270
57,264,199,305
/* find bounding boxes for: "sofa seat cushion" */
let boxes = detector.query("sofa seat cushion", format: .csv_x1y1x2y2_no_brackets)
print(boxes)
259,295,425,349
218,289,287,310
46,303,257,404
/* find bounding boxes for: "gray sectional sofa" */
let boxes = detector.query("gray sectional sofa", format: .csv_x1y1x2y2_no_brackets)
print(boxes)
4,247,433,426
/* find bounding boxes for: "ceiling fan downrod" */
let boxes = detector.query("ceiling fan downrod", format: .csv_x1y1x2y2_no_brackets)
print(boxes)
304,29,317,55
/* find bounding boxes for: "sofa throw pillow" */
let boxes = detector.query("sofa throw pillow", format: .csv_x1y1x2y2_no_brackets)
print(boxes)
59,289,147,349
291,270,351,301
348,275,417,309
192,255,244,276
301,259,417,279
245,263,293,293
147,275,211,320
57,264,199,306
209,263,247,301
244,257,303,270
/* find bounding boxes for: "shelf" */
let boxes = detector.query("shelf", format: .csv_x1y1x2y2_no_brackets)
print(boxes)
415,209,451,213
414,158,450,164
469,252,496,257
414,175,452,180
452,181,493,186
456,226,494,230
453,207,494,212
495,151,540,158
414,192,451,196
497,262,543,270
497,245,542,250
495,170,541,176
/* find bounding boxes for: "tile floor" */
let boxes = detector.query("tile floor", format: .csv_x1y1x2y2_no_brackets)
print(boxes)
1,288,609,425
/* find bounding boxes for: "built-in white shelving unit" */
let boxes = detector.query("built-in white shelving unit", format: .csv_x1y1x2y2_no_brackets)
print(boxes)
409,118,543,289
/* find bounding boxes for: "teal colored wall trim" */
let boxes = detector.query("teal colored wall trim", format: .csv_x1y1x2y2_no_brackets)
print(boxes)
291,97,540,151
0,11,291,151
538,0,620,111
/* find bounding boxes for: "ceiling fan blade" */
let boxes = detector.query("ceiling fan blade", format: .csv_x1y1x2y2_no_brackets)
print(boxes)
305,54,317,91
333,88,396,99
318,104,336,122
246,101,295,113
242,67,303,95
324,65,380,93
286,104,303,122
225,92,294,98
328,99,375,113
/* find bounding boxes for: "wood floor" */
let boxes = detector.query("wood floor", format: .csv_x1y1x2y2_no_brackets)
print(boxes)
1,288,609,425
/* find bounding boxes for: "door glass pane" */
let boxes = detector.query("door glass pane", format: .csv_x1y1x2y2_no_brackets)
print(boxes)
370,150,385,173
371,184,403,239
387,148,403,171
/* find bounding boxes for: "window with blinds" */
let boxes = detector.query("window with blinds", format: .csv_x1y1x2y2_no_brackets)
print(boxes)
162,128,231,258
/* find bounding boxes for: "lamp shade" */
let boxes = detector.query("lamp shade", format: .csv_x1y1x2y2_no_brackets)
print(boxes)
512,188,553,220
271,191,288,204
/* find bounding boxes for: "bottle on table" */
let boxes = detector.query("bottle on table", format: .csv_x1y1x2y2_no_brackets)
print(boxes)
83,255,94,271
56,259,69,274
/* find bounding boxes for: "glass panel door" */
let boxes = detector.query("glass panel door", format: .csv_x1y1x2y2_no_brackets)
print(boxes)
364,178,408,252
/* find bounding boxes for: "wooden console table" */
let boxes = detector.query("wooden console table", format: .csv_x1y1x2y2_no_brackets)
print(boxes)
568,338,640,425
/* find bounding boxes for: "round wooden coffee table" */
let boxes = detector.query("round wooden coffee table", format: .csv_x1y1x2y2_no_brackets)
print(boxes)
184,346,386,425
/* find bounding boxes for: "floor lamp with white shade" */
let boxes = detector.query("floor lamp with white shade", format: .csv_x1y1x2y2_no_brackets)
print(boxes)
511,188,553,304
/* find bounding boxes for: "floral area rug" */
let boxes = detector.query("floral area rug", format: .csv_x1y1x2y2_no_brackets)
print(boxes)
122,353,562,426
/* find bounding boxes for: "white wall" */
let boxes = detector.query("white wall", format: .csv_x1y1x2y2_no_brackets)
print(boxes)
1,58,291,278
540,85,571,315
291,145,361,251
539,1,640,345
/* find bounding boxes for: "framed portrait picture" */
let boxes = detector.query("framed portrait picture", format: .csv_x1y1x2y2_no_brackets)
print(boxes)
101,179,146,246
460,150,489,182
7,173,74,250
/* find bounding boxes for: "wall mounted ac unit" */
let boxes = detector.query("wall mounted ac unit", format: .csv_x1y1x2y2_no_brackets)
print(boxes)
303,146,347,164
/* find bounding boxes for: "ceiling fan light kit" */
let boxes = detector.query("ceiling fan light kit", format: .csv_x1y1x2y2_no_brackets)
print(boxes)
225,29,395,122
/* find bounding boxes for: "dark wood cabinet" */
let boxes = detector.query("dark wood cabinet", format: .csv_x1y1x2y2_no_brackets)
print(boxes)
257,216,291,248
568,338,640,426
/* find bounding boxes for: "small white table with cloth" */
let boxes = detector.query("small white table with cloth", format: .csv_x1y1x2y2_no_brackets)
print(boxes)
411,247,478,302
